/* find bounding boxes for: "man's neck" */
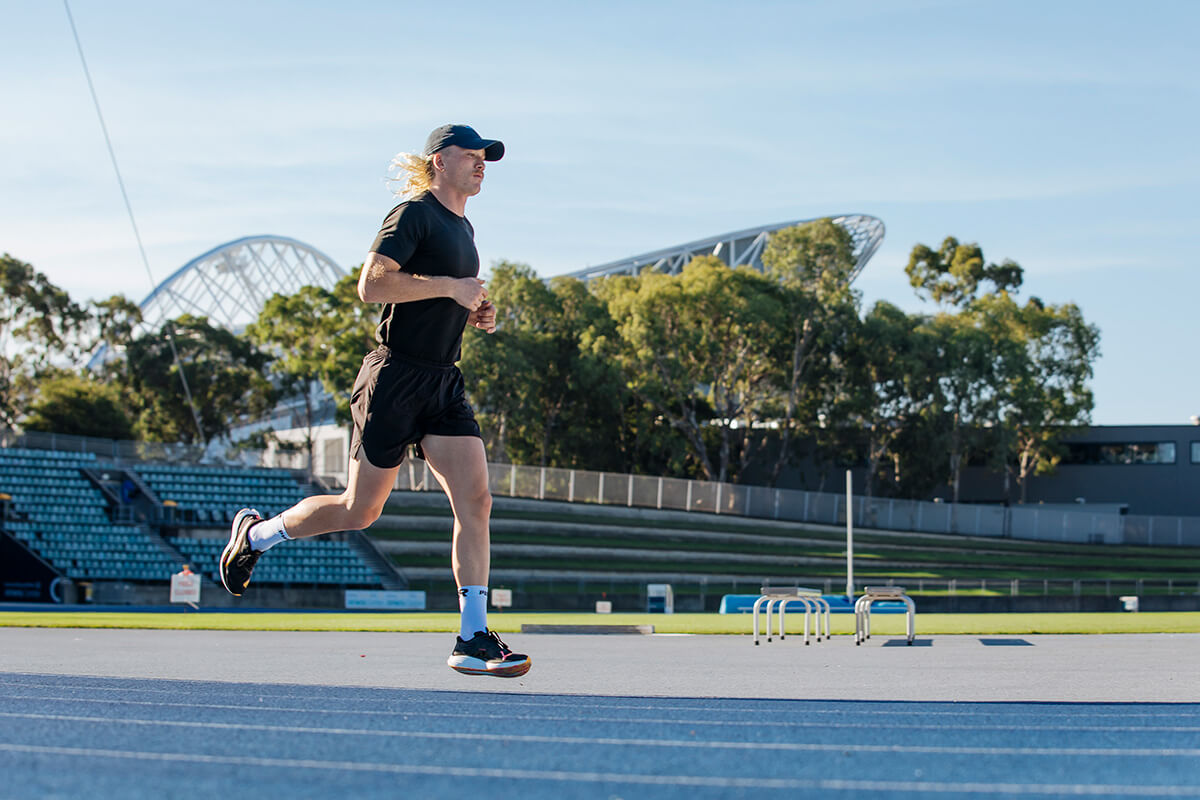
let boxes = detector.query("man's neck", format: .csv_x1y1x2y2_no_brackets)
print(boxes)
428,183,468,217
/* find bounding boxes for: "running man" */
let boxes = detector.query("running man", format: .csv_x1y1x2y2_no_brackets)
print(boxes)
220,124,530,678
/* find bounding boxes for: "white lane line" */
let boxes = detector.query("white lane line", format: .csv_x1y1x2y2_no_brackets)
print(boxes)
1,710,1198,758
1,743,1199,796
1,678,1196,721
1,692,1197,734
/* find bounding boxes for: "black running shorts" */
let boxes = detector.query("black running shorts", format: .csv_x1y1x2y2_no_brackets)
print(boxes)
349,346,482,469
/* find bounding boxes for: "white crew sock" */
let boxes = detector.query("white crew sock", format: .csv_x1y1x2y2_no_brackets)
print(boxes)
458,586,488,640
247,514,291,552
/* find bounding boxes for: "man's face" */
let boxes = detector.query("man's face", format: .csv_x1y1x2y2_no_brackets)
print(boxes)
436,146,487,196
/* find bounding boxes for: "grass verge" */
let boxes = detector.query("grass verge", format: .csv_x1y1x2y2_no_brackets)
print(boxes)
1,611,1198,635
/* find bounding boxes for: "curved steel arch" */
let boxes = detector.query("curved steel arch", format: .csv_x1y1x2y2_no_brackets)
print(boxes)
563,214,885,284
137,235,346,333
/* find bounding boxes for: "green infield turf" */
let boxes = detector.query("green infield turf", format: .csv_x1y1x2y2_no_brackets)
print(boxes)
0,611,1197,635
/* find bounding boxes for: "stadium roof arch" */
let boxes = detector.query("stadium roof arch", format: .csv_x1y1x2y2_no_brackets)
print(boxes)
137,235,346,333
562,214,884,284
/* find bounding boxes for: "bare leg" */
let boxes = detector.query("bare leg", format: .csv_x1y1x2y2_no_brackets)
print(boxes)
419,435,491,587
277,453,399,538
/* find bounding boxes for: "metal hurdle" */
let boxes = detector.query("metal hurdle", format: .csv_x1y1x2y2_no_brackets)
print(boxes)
854,586,916,645
753,586,831,645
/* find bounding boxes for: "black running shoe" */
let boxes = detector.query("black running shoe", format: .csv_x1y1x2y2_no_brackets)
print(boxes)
220,508,263,596
447,630,531,677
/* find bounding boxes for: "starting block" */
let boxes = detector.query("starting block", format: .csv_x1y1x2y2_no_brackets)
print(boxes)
855,586,916,645
752,586,831,646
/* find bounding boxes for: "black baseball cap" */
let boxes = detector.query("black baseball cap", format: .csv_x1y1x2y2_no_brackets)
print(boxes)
423,124,504,161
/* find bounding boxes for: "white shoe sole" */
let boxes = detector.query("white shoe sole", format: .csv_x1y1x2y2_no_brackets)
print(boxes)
447,654,531,678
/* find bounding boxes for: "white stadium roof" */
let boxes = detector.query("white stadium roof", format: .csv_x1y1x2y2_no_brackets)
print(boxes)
137,235,346,333
562,214,884,284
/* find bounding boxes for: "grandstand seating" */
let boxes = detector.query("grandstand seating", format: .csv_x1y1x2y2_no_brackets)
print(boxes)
1,448,384,592
133,464,306,522
0,448,179,581
136,462,382,587
169,536,379,588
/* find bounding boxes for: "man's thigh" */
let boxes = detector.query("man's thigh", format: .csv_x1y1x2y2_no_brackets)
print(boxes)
345,451,401,513
419,435,489,503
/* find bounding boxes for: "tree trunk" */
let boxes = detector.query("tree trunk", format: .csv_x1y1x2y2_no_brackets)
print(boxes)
949,410,963,505
769,319,814,486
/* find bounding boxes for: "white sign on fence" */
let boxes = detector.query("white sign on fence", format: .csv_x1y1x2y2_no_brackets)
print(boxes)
491,588,513,608
344,590,427,610
169,569,201,606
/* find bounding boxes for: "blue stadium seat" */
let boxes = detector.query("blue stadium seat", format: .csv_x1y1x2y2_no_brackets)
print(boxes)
2,447,178,581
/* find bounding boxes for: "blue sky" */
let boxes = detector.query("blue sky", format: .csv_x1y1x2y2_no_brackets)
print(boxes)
2,0,1197,425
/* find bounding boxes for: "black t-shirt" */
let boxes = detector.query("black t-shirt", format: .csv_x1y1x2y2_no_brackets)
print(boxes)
368,192,479,365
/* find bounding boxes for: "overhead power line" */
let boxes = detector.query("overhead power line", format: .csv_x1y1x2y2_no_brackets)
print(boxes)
62,0,205,443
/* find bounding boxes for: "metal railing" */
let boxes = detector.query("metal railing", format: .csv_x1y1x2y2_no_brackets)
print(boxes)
0,429,308,471
394,459,1200,548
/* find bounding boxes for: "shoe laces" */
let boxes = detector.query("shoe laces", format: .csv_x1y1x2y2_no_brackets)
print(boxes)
485,630,512,656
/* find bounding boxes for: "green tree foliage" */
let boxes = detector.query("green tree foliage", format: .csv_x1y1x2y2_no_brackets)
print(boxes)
246,273,376,471
22,370,134,440
598,257,783,483
922,310,1004,503
1,237,1100,505
460,262,626,469
906,236,1023,307
0,253,88,428
323,273,383,416
977,294,1101,502
904,237,1020,502
842,301,932,498
760,218,860,485
901,237,1100,503
81,294,143,379
124,314,274,444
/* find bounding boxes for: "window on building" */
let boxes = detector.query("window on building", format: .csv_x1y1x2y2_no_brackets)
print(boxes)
1063,442,1178,465
1192,442,1200,464
322,437,346,475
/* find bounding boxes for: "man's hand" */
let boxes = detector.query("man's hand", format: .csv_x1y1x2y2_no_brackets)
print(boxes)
451,277,488,311
468,300,497,333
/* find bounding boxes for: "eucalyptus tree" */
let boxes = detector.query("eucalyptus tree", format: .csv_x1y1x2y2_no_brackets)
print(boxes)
22,370,134,440
0,253,88,428
759,219,861,485
597,256,783,483
124,314,274,445
977,294,1100,503
842,301,932,499
906,236,1099,504
460,262,625,469
247,274,376,470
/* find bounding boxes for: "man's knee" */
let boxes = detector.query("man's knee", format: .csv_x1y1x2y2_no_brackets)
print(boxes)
342,497,385,531
455,485,491,522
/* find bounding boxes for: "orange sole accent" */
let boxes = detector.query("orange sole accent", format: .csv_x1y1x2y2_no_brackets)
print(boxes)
451,659,532,678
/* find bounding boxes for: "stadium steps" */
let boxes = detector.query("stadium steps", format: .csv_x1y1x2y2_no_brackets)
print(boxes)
344,529,409,590
370,490,1200,588
79,466,192,569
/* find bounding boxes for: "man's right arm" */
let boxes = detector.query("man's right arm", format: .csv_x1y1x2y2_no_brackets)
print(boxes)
358,252,488,310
